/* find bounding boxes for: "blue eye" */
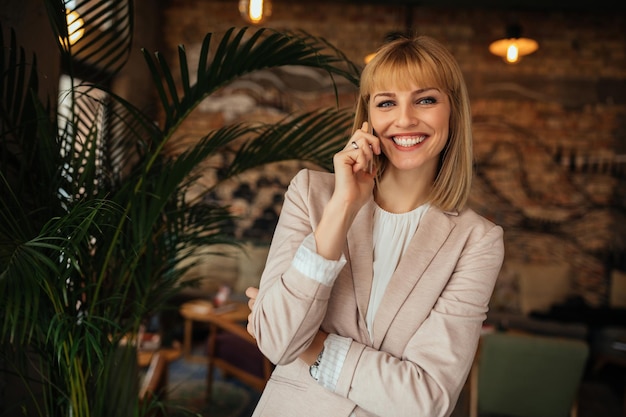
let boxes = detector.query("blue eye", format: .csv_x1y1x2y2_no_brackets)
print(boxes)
418,96,437,105
377,100,395,108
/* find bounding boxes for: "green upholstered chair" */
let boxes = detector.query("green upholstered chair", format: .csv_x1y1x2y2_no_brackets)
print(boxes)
469,331,589,417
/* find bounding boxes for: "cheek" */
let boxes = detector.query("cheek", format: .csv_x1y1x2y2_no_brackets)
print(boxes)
370,115,391,136
435,126,450,153
432,111,451,138
440,125,450,140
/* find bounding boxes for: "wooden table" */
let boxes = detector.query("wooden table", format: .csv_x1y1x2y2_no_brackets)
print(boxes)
179,299,271,401
179,299,252,362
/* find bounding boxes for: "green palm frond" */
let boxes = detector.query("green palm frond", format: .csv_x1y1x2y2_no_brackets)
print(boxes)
143,26,360,135
224,107,353,178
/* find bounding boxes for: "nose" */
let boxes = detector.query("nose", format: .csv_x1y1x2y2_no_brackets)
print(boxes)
395,104,418,128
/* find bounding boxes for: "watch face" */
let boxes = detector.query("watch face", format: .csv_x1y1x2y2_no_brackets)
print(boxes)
310,364,320,380
309,348,324,381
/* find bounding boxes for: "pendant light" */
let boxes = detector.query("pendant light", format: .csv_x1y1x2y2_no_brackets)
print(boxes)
239,0,272,25
489,23,538,64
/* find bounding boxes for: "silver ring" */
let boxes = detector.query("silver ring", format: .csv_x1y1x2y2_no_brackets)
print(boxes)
351,141,359,150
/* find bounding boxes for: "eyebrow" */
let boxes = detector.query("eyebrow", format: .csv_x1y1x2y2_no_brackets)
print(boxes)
372,87,440,99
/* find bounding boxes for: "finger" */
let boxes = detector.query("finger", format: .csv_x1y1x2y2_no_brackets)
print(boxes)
246,319,255,339
345,123,370,149
350,149,375,176
339,144,369,175
348,139,377,174
245,286,259,298
353,122,381,155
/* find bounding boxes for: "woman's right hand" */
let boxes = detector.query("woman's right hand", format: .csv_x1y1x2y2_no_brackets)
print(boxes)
331,121,381,210
313,122,380,260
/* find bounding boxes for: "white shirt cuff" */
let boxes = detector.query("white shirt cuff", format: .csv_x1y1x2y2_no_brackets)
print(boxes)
317,333,351,391
292,233,347,286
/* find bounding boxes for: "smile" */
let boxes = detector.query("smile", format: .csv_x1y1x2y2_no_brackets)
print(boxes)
392,135,426,147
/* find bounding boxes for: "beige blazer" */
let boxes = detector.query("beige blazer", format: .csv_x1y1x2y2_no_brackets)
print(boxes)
249,169,504,417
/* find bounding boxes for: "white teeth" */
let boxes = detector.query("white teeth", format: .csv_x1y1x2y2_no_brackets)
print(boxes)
392,135,426,147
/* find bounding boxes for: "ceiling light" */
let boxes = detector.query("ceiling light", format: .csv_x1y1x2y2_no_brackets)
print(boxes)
489,24,538,64
239,0,272,25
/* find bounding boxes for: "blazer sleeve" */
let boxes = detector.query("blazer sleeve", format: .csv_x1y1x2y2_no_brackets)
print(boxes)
248,169,335,365
337,217,504,417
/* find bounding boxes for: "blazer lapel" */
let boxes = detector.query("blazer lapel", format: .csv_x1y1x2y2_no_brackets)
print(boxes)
371,208,455,348
346,199,376,337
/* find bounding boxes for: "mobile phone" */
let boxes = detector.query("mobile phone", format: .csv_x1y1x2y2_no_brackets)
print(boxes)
367,119,373,174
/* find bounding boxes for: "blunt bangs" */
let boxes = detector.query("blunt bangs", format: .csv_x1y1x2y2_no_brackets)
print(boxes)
361,39,455,100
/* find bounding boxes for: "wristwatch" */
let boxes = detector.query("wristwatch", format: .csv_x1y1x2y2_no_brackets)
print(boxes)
309,348,325,381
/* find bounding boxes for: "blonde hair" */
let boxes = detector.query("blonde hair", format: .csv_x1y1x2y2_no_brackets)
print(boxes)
353,36,473,212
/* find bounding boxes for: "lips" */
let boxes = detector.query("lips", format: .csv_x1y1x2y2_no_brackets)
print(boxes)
392,135,426,147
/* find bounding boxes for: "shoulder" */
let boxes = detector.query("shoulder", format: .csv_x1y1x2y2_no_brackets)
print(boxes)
435,206,503,241
289,168,335,196
282,169,335,223
455,207,499,229
437,206,498,227
426,207,505,270
291,168,334,186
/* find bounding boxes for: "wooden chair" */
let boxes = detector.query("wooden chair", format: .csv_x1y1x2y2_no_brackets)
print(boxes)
204,302,273,400
138,350,170,417
139,351,168,401
469,332,589,417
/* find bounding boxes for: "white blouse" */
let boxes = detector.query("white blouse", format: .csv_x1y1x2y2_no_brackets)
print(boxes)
367,203,430,340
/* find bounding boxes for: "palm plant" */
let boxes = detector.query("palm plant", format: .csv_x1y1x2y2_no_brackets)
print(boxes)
0,0,359,415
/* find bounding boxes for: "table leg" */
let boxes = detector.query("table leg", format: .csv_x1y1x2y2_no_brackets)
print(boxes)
207,323,217,402
183,318,192,359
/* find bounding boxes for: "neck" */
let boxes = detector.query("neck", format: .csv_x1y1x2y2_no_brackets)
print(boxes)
374,166,435,213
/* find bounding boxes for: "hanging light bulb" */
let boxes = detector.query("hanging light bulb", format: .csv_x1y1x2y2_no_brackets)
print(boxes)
239,0,272,25
60,9,85,47
489,24,538,64
505,43,520,63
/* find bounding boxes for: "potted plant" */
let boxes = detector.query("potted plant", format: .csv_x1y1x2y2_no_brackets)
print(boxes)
0,0,359,415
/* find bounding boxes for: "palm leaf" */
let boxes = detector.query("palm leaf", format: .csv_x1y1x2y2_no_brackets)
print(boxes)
142,26,360,135
224,107,353,179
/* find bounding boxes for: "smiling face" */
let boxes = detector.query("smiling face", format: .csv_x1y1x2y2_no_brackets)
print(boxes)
355,36,474,211
369,84,450,180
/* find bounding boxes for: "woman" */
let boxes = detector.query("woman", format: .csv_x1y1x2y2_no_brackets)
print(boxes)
245,35,504,417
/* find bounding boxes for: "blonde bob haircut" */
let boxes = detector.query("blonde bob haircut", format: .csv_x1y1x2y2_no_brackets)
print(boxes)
352,35,473,212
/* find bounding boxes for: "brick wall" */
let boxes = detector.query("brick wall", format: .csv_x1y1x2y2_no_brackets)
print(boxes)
156,0,626,307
